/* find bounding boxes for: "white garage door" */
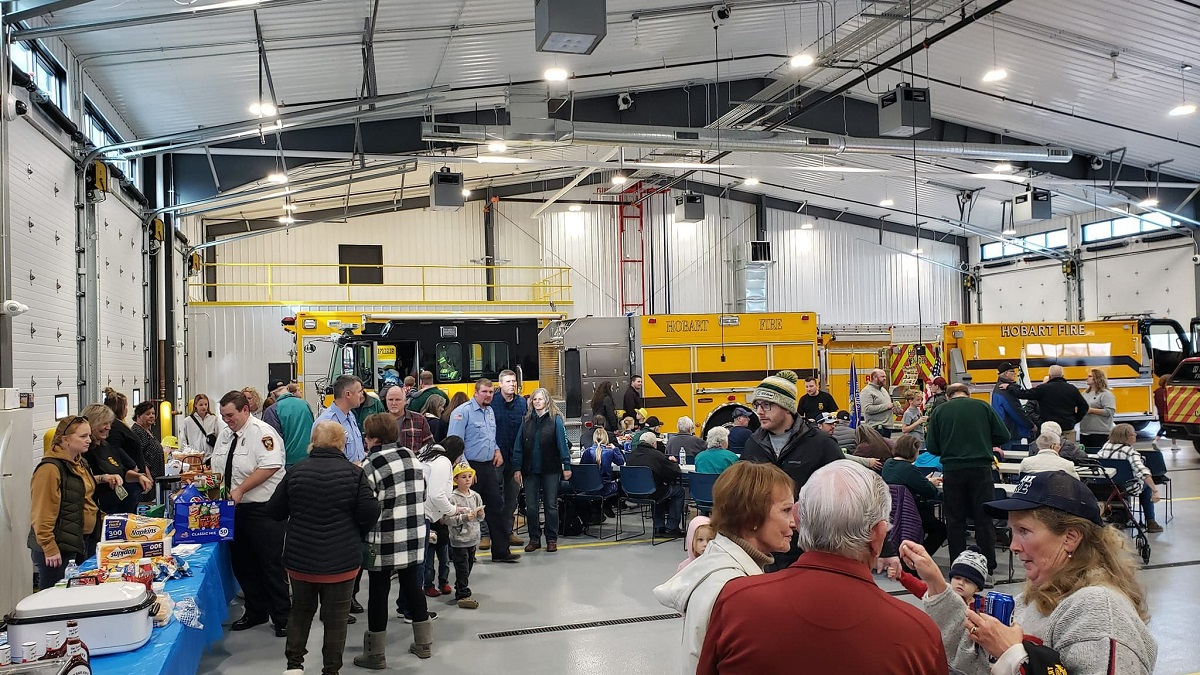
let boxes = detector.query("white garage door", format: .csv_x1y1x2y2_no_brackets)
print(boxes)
96,197,147,403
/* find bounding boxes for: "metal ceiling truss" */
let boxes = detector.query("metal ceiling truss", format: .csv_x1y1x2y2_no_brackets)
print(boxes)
10,0,331,41
2,0,95,24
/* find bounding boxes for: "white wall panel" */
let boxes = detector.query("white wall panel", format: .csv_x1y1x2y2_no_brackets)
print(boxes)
96,197,147,399
979,261,1071,323
7,118,80,452
765,210,963,324
1083,242,1195,321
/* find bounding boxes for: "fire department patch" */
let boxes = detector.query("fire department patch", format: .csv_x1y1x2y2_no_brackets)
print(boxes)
262,436,275,451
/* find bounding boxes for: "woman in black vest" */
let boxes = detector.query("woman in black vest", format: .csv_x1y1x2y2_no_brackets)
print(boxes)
82,403,149,513
29,416,102,589
512,388,573,553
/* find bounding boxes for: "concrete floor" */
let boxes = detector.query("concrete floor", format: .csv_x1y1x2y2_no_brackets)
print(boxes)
199,439,1200,675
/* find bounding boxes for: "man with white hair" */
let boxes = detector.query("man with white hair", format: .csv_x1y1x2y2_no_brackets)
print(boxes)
1019,432,1079,479
665,416,706,463
697,462,947,674
1005,364,1089,442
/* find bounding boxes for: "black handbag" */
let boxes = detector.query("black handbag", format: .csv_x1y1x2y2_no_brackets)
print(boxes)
191,414,217,448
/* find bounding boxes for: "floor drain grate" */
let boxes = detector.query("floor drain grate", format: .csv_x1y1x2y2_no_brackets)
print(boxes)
478,612,682,640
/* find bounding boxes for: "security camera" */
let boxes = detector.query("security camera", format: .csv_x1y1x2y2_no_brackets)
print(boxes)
617,92,634,111
1,300,29,316
711,4,731,25
1192,254,1200,265
1090,156,1104,171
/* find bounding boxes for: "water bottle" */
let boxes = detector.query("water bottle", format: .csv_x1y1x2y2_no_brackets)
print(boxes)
64,560,79,581
679,447,686,465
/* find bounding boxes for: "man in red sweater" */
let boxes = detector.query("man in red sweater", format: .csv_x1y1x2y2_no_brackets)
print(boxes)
697,461,948,675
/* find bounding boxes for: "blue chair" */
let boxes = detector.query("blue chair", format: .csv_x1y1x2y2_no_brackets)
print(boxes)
1097,457,1141,523
1139,450,1172,524
688,472,719,518
618,465,668,545
567,463,612,540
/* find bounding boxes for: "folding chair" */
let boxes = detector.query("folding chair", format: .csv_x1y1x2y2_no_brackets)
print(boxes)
618,465,668,545
567,463,612,540
688,472,718,519
1140,449,1173,524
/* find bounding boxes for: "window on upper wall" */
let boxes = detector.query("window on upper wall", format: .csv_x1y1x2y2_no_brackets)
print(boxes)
1082,212,1175,244
9,36,66,111
83,100,137,183
338,244,384,285
980,227,1070,261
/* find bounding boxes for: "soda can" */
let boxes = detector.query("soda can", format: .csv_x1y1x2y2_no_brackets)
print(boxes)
987,591,1016,626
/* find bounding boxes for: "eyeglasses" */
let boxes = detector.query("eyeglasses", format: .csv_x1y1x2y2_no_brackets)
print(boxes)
752,401,776,412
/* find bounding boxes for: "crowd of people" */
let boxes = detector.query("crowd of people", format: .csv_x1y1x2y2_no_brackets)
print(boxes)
25,362,1167,675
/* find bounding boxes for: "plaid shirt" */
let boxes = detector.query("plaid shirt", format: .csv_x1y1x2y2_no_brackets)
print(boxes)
396,410,433,451
1097,442,1151,495
363,443,426,569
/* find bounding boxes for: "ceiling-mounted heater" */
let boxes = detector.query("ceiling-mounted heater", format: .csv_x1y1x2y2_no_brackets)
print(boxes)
1012,189,1052,223
674,193,704,223
535,0,608,55
429,168,464,211
878,83,931,137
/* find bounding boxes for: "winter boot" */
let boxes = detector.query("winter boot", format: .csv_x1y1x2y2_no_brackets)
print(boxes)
352,631,386,670
408,620,433,659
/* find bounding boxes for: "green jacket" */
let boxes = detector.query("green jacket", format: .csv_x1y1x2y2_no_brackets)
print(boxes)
694,448,738,475
264,393,317,466
924,396,1010,471
353,394,386,428
408,387,450,414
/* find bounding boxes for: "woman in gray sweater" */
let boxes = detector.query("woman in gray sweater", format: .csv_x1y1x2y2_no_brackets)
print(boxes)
1079,369,1117,450
901,471,1155,675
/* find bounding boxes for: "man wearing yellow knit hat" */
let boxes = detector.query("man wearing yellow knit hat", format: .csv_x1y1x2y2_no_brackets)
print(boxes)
739,370,846,570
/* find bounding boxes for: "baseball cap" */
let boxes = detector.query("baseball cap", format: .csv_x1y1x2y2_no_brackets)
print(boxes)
818,412,840,426
268,379,287,392
644,416,663,428
836,410,851,422
996,362,1016,374
638,432,662,447
731,407,752,419
931,376,948,388
983,471,1103,526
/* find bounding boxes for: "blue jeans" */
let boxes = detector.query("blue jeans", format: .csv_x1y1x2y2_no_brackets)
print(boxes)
524,472,561,544
1140,488,1156,522
654,485,687,531
425,520,450,588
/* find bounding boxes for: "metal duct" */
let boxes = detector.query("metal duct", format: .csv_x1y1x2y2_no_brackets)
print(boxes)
421,121,1073,163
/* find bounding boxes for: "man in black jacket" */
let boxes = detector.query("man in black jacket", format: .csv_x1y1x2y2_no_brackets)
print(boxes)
622,375,643,418
625,432,685,536
1005,365,1088,441
741,371,893,571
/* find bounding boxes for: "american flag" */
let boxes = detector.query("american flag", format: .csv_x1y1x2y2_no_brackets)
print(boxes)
848,361,862,429
930,351,943,378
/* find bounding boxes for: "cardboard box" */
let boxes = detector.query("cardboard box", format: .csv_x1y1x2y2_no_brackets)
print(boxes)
96,536,172,565
102,514,174,542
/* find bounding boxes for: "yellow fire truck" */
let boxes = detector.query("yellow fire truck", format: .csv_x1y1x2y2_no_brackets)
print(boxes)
284,311,561,409
540,312,820,436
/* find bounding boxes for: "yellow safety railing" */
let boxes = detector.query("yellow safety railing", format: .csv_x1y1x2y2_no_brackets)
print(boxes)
188,262,572,306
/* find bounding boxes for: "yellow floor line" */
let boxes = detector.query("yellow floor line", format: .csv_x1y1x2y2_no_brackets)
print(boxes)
553,537,659,550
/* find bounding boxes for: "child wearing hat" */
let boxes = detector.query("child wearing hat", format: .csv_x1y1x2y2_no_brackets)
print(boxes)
893,545,988,604
447,462,486,609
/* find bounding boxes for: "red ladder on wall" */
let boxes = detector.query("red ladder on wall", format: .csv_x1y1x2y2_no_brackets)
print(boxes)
618,195,647,315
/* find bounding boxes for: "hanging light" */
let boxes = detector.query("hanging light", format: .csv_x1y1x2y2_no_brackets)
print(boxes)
568,204,583,212
266,173,288,184
993,162,1014,173
800,221,814,230
1169,65,1196,116
486,141,508,153
1002,227,1017,235
278,216,295,225
790,53,814,68
282,203,298,212
611,173,628,185
543,67,569,81
249,101,277,117
1138,197,1159,208
462,188,472,197
742,177,760,186
879,198,895,207
982,17,1007,83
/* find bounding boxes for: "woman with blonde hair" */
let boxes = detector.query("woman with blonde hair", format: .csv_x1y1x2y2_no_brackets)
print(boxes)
82,403,149,513
182,393,223,458
1079,368,1116,450
512,387,572,553
29,415,102,589
902,470,1156,674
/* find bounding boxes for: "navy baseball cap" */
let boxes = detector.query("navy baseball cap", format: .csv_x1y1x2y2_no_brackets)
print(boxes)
732,407,752,419
984,471,1103,526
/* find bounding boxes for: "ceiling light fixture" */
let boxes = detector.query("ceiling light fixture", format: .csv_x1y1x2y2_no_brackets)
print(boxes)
1169,65,1196,116
248,101,277,117
790,53,814,68
800,221,814,230
993,162,1014,173
1002,227,1017,235
486,141,508,153
569,204,583,212
282,203,297,211
462,188,472,197
982,17,1007,83
879,198,895,207
278,216,295,225
1138,197,1159,208
266,173,288,184
911,248,923,255
544,67,569,82
611,173,628,185
742,177,760,186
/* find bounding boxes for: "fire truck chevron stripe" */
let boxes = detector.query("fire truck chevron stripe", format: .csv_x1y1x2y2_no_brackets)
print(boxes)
1166,388,1200,422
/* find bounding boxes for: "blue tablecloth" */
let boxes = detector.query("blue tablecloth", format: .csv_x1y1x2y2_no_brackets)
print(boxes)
82,543,235,675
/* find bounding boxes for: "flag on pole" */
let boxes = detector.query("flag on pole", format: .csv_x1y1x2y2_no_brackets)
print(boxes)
848,361,862,429
1019,348,1034,390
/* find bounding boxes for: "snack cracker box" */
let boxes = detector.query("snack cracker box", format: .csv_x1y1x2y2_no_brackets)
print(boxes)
97,538,172,565
102,514,174,542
